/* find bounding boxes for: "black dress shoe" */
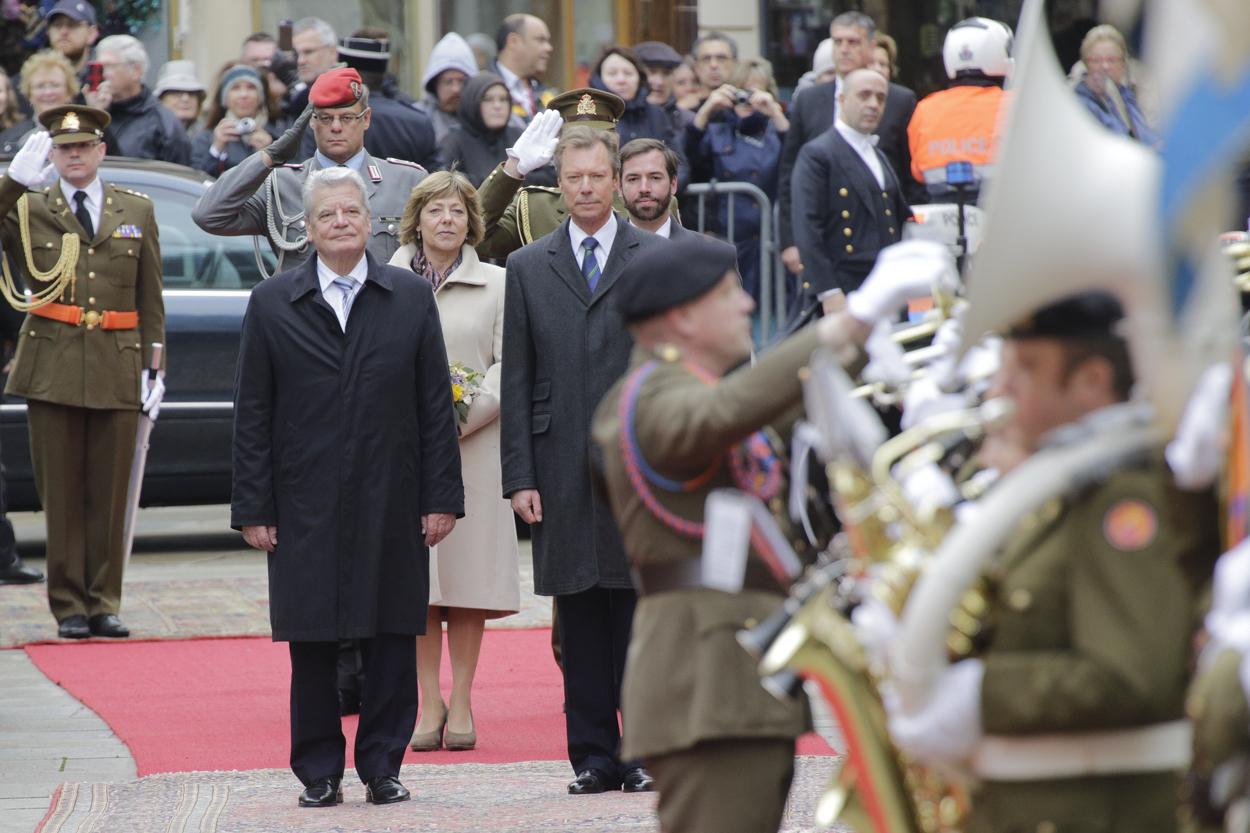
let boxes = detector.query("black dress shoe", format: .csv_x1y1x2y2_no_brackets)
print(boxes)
88,613,130,638
57,615,89,639
298,776,343,807
364,775,410,805
0,556,43,584
568,769,616,795
622,767,655,793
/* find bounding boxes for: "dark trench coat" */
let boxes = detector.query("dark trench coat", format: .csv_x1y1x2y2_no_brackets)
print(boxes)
231,252,464,641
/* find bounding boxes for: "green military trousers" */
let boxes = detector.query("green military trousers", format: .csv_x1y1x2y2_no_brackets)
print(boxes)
28,400,138,622
648,738,796,833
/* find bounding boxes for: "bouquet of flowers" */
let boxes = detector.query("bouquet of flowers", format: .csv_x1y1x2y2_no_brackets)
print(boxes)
449,361,484,424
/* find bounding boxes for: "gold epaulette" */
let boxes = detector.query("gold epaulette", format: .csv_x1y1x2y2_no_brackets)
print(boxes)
517,186,559,246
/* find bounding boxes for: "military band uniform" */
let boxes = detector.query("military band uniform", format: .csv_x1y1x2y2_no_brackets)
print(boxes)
1185,645,1250,832
594,321,830,832
191,149,426,269
965,450,1218,833
0,173,164,625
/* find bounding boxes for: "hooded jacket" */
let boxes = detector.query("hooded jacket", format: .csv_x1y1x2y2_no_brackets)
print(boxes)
419,32,480,145
438,72,523,187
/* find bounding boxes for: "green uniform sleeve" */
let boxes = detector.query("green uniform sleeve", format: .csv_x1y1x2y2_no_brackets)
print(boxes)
475,163,524,261
982,467,1208,734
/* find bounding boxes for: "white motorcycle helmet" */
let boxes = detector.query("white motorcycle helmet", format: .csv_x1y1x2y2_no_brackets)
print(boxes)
942,17,1014,80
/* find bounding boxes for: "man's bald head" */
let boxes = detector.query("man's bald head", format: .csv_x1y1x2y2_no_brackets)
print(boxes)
839,67,888,133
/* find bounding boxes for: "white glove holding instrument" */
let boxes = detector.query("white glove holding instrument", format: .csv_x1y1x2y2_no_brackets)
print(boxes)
8,131,55,188
140,370,166,421
506,110,563,176
886,658,984,764
846,241,958,325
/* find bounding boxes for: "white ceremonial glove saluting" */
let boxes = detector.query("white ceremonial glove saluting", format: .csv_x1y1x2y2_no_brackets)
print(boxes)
140,370,166,421
8,131,55,188
847,241,958,325
506,110,563,176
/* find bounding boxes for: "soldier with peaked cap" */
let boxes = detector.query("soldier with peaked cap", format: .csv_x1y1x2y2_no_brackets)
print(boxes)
192,66,427,275
887,291,1221,833
476,87,678,260
0,105,165,639
591,235,939,832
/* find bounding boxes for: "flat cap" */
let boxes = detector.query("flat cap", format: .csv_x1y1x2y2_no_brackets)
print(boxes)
546,88,624,130
46,0,96,24
1006,291,1125,340
338,36,390,74
633,41,684,68
38,105,109,144
619,236,739,323
310,67,366,109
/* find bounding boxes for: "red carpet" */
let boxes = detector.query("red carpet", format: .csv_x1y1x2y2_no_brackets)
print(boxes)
25,631,832,775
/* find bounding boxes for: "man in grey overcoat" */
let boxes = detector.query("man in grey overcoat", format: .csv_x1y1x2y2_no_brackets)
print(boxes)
501,125,663,795
232,167,463,808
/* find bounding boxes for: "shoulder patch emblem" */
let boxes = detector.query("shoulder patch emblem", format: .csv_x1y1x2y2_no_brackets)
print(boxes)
386,157,427,172
1103,499,1158,551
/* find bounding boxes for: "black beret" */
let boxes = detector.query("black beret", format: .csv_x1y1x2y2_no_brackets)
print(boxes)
619,236,739,323
1006,291,1125,340
633,41,684,68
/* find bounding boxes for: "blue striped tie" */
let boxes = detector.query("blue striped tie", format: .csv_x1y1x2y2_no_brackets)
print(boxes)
331,276,356,326
581,237,601,292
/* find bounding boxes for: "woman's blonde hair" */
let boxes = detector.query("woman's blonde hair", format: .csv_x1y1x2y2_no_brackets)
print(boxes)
728,57,779,100
399,169,484,247
19,50,79,104
1080,24,1128,63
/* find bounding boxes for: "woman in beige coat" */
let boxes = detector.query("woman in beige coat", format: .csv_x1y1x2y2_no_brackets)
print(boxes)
389,170,520,752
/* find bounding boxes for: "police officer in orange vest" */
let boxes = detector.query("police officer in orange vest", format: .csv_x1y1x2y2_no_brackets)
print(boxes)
907,18,1013,202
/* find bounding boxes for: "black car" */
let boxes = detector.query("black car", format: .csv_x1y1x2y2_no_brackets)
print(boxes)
0,159,275,510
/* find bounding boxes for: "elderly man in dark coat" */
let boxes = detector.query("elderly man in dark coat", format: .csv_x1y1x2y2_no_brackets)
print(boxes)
501,125,664,796
232,166,463,809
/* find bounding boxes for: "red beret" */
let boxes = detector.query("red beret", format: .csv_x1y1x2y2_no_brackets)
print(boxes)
309,67,366,108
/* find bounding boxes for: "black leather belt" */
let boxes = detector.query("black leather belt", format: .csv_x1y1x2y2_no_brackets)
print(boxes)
631,559,784,597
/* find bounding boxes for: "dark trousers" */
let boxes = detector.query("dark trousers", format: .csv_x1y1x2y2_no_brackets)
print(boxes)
288,634,417,786
555,586,637,781
28,401,137,620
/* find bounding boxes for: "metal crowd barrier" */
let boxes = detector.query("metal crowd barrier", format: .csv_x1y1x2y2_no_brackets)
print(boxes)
683,181,790,343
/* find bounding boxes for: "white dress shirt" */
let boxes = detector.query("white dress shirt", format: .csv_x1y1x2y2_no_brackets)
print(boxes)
59,176,103,237
316,253,368,331
835,118,885,189
630,216,673,238
495,62,535,118
832,75,844,125
569,214,619,274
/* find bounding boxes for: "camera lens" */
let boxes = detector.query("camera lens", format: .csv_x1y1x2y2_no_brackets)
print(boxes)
236,117,256,134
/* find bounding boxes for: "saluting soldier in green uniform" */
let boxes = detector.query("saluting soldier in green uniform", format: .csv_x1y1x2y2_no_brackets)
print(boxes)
592,235,934,833
0,106,165,640
888,292,1221,833
476,88,680,260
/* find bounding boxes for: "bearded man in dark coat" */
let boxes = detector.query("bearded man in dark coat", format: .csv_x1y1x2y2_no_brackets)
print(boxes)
232,166,463,808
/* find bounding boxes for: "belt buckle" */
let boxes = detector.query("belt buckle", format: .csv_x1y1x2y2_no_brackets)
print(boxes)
82,309,101,329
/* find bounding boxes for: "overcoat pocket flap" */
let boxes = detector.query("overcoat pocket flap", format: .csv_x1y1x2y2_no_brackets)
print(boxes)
531,413,551,434
532,379,551,401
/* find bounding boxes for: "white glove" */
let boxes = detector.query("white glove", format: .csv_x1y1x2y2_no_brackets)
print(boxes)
846,241,957,325
1206,540,1250,655
1166,361,1233,490
8,131,55,188
141,369,166,420
506,110,563,176
851,595,898,669
886,658,984,764
860,321,911,388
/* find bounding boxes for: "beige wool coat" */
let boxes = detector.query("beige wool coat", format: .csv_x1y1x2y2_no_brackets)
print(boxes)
390,241,520,616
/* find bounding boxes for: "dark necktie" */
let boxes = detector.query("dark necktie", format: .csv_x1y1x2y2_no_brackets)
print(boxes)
73,191,93,240
580,237,601,292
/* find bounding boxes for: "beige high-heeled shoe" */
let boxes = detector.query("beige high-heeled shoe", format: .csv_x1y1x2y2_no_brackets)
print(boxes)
443,711,476,751
410,712,446,752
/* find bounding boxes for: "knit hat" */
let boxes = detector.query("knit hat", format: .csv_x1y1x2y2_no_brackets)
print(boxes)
217,64,264,108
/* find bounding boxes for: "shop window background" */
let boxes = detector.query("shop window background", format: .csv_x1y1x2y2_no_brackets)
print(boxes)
257,0,411,97
764,0,1100,100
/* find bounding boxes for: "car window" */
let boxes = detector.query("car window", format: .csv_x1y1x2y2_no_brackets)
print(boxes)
129,182,275,290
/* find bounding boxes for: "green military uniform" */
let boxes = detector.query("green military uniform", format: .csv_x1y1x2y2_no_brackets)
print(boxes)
965,448,1219,833
0,107,164,625
591,234,846,831
475,88,679,261
1184,645,1250,832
